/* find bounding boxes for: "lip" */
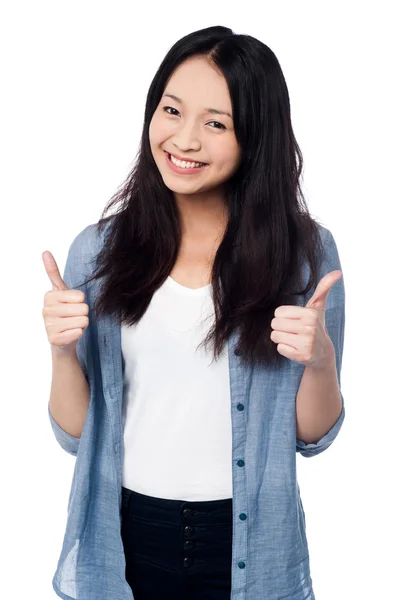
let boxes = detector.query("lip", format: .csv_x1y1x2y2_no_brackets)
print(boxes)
164,150,208,165
164,151,209,175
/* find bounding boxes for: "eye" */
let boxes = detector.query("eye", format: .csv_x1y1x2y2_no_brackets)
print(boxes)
163,106,179,116
208,121,227,130
162,106,227,130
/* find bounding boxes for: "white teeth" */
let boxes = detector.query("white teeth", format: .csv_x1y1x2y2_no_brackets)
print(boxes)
169,153,206,169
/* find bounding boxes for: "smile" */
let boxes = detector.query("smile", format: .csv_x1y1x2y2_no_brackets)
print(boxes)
164,151,209,174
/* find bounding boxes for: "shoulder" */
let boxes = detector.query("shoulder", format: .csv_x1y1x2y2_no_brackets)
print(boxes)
314,221,335,246
314,221,342,268
64,217,115,287
68,216,115,258
299,220,344,307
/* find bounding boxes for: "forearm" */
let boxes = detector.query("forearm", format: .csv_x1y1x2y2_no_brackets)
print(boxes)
49,346,90,439
295,349,342,445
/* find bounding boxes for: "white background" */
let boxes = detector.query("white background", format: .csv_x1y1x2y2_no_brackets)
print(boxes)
1,1,398,598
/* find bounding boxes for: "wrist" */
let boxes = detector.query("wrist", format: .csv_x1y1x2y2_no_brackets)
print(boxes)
51,344,78,361
309,342,336,372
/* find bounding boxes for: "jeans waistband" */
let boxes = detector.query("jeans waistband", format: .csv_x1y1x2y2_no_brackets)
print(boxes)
121,486,233,525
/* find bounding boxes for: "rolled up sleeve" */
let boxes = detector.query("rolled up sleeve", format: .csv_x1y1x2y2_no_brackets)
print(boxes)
48,402,81,456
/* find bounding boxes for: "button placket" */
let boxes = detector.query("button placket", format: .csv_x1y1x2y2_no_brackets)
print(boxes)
182,506,195,567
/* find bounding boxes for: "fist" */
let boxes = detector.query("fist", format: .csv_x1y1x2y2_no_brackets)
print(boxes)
42,250,89,353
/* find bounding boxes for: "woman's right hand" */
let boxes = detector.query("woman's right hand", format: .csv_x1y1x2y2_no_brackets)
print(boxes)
42,250,89,353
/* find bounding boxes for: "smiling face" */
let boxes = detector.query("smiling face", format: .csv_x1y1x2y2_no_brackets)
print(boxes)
149,55,242,200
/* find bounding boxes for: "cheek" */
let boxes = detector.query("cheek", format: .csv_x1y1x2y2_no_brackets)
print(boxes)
212,141,241,171
149,115,171,146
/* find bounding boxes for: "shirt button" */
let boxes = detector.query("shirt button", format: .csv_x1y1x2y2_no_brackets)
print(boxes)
238,561,246,569
237,459,245,467
234,348,242,356
237,403,244,411
114,443,119,454
184,557,193,568
239,513,247,520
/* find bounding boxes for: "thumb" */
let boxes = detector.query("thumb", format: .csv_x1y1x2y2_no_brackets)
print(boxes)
306,270,342,312
42,250,69,291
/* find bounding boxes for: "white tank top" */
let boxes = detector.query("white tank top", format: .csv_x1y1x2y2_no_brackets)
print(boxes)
121,275,232,501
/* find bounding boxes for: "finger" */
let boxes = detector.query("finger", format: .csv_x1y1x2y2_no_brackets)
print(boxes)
271,318,307,334
270,331,300,349
42,250,68,291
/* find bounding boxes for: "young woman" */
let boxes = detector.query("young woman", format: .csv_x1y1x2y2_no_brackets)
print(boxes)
43,25,346,600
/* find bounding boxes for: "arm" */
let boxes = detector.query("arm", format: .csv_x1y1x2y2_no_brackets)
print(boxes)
48,346,90,455
296,349,343,444
47,229,92,456
296,228,346,458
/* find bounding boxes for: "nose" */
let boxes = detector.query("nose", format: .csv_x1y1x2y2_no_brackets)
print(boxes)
172,119,201,153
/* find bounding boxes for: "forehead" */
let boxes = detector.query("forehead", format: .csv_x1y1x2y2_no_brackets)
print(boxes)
164,57,232,110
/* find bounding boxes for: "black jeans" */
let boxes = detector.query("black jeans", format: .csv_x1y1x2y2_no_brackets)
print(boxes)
121,486,233,600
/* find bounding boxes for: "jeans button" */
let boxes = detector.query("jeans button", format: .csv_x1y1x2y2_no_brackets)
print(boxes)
184,540,194,550
184,525,195,537
183,508,193,518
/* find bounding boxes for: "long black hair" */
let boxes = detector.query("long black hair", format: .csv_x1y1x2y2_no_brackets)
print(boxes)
81,25,325,369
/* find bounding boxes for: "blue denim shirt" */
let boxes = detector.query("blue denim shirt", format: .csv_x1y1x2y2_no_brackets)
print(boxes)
48,218,345,600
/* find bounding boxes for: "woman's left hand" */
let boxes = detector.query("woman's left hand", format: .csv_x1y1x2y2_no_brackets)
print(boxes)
270,270,343,369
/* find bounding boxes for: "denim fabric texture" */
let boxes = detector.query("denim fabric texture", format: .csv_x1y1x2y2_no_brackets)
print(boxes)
48,217,345,600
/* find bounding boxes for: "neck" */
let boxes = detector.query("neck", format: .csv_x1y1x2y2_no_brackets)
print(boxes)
174,189,228,241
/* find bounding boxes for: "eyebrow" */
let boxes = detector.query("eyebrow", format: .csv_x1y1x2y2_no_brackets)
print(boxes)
162,93,232,120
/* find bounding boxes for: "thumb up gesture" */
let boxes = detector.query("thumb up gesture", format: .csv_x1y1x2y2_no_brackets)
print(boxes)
42,250,89,354
270,270,342,368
